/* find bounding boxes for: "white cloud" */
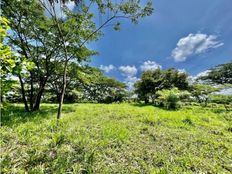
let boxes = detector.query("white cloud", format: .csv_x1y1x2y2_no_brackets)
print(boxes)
119,65,137,77
172,33,224,62
124,76,139,91
188,70,211,84
195,70,210,79
65,1,75,10
99,64,115,73
177,69,187,74
43,1,75,18
118,65,138,90
140,60,162,71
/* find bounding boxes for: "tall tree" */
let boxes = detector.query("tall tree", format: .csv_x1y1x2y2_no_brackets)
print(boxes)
2,0,57,111
38,0,153,119
134,68,189,103
2,0,96,111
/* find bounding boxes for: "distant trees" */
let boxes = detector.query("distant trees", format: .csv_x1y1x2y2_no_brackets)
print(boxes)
79,68,127,103
133,65,231,110
134,68,189,104
200,61,232,84
45,66,127,103
190,84,218,106
195,61,232,107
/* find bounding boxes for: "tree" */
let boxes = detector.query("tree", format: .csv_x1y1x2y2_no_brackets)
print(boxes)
79,67,127,103
200,61,232,84
38,0,153,119
134,68,189,104
2,0,96,112
3,0,153,117
190,84,218,106
0,17,15,101
2,0,56,111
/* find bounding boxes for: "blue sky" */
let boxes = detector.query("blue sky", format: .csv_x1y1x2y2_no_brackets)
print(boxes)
87,0,232,87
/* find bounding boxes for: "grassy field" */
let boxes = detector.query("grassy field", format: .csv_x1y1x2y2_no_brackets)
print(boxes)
1,103,232,173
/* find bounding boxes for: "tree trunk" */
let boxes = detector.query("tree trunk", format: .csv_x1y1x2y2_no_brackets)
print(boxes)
33,88,44,111
18,74,29,112
57,60,68,119
144,97,149,104
56,92,60,103
29,72,34,110
33,78,47,111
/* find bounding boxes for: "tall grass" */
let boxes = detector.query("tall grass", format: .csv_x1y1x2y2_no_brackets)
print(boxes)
1,103,232,173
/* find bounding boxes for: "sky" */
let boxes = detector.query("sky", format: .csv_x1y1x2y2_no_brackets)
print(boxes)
85,0,232,88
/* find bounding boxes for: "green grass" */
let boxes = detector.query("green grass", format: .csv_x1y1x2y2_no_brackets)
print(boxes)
1,103,232,173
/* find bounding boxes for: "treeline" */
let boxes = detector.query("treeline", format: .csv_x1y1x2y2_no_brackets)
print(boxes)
3,59,232,111
3,65,127,104
134,61,232,110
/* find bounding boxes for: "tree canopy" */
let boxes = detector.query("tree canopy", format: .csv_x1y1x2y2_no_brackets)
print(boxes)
134,68,189,103
200,61,232,84
2,0,153,117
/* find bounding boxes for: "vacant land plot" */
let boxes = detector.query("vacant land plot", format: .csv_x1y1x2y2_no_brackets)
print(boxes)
1,103,232,173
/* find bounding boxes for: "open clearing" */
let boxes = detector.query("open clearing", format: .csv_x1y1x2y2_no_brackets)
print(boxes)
1,103,232,173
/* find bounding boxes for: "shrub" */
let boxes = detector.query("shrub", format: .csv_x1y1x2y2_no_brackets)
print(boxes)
157,88,190,110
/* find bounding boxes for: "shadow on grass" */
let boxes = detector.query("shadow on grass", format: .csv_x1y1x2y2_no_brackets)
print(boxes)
131,103,176,111
131,103,154,107
1,104,58,127
1,104,78,127
1,104,79,127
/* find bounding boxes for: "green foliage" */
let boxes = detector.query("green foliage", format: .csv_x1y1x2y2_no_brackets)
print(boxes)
76,67,128,103
1,0,153,112
1,103,232,173
157,88,190,110
210,94,232,111
135,68,189,103
190,84,218,106
0,17,17,99
0,17,14,73
200,61,232,84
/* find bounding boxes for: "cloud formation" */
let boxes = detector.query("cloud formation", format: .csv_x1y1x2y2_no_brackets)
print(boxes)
140,60,162,71
119,65,137,77
195,70,210,78
124,76,139,91
44,1,75,19
177,69,187,74
100,64,115,73
188,70,211,84
118,65,138,90
172,33,224,62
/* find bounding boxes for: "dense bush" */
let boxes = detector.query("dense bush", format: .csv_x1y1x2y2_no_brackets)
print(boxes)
157,88,190,110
